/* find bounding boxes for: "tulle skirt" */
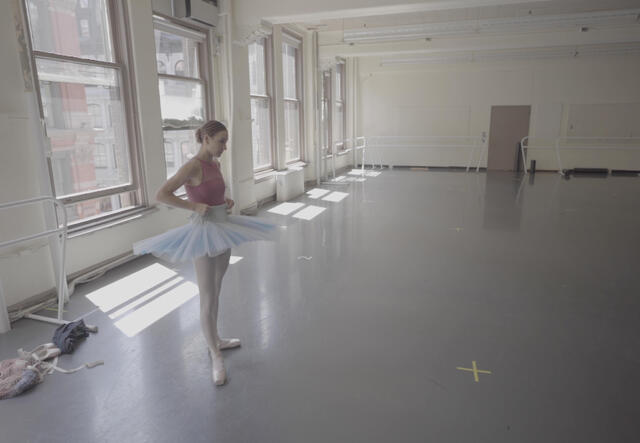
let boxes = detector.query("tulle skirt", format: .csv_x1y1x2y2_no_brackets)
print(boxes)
133,204,278,262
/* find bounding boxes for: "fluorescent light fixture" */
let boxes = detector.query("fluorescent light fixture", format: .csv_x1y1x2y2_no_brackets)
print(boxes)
345,8,640,43
365,171,381,177
292,205,326,220
230,256,243,264
307,188,331,199
114,280,199,337
380,43,640,65
85,263,178,312
268,202,305,215
322,191,349,202
332,176,347,182
380,53,472,65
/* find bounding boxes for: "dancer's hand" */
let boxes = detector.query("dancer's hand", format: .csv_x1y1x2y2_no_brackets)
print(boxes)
225,198,235,210
193,202,209,216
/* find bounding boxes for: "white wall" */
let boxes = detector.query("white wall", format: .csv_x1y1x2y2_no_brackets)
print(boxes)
0,0,58,305
357,54,640,170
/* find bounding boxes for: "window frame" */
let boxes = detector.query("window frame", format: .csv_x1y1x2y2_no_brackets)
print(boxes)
22,0,145,230
281,29,304,164
335,60,347,152
249,36,276,173
152,14,214,184
321,70,332,158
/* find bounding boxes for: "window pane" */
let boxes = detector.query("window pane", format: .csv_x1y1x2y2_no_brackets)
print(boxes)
334,102,344,147
158,78,205,130
335,64,343,101
284,101,300,162
321,99,329,152
163,130,198,179
282,43,297,99
36,58,132,197
248,40,267,96
154,29,200,78
27,0,114,62
321,72,331,154
250,97,272,169
65,191,137,225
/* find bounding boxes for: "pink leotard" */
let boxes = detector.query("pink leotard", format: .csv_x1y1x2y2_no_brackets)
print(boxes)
185,158,226,206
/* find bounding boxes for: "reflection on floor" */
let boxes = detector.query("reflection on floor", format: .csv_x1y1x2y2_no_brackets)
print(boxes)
2,171,640,443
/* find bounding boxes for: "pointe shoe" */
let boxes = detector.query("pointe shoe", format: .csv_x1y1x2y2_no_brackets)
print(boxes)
211,353,226,386
218,338,241,350
23,343,61,361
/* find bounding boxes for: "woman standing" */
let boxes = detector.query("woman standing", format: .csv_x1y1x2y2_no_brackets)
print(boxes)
134,120,276,385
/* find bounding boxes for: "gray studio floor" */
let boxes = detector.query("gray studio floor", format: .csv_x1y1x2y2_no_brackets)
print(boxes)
1,169,639,443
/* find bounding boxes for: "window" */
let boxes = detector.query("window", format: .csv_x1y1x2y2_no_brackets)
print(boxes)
282,32,303,163
321,70,331,157
248,37,274,171
25,0,140,226
153,18,210,181
334,62,346,151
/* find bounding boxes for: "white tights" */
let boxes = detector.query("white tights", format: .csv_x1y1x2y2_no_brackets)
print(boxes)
194,250,232,384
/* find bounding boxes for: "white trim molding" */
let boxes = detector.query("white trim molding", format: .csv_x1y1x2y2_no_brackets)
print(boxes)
318,57,336,71
233,21,273,47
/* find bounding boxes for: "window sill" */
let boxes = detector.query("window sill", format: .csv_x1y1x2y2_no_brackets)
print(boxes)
254,169,276,183
254,163,307,183
67,206,158,239
287,161,308,168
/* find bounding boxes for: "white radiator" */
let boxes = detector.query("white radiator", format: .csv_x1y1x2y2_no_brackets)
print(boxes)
276,167,305,202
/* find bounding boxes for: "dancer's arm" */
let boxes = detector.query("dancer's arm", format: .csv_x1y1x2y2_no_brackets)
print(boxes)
221,168,234,210
156,160,209,215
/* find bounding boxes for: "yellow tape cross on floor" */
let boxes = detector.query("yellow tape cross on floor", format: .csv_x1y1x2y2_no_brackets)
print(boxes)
456,361,492,382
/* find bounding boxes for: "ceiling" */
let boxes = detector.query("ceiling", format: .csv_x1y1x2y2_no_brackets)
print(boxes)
297,0,640,32
287,0,640,62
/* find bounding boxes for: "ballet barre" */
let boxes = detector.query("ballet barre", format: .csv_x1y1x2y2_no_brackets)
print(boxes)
520,136,640,174
353,135,487,171
321,137,355,183
0,196,69,332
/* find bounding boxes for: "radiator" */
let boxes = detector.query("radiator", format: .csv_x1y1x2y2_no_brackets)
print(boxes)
276,167,305,202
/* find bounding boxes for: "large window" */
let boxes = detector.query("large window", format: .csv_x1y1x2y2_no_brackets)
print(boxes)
153,18,209,180
25,0,139,226
282,32,303,163
334,61,346,151
321,70,331,158
248,38,274,171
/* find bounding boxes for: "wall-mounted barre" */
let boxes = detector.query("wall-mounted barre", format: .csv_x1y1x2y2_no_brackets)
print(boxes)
0,196,69,333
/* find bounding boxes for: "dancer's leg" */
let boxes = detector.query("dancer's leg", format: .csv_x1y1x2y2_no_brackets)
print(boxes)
194,249,232,385
208,250,240,349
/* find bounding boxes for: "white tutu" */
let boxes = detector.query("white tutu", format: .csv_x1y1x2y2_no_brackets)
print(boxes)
133,204,278,262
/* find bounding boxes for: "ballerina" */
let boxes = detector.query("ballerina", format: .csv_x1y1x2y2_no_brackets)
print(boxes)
133,120,276,385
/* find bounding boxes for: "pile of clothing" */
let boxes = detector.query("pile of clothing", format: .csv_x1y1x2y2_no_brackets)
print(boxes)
0,320,103,400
